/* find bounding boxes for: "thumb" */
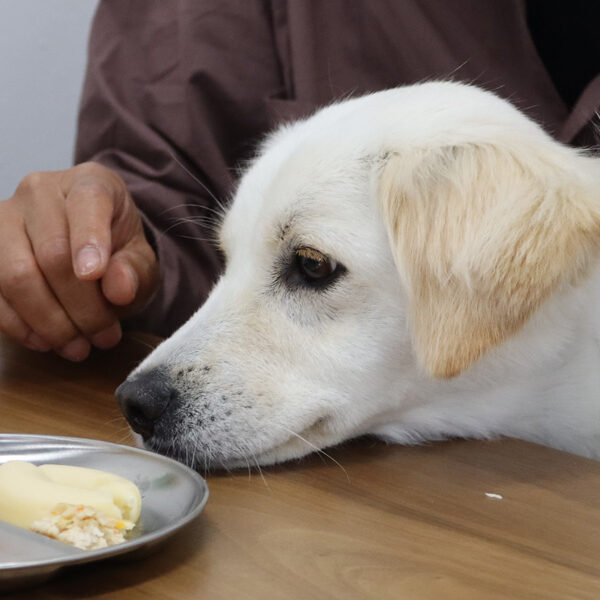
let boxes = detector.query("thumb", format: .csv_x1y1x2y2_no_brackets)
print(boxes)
101,233,159,313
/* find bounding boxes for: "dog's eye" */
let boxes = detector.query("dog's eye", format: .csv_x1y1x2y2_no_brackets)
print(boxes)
297,247,337,280
284,246,345,290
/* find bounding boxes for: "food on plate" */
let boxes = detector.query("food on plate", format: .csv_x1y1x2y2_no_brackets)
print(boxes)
30,502,135,550
0,461,141,549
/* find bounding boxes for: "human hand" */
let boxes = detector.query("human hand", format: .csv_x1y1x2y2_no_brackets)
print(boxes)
0,162,159,361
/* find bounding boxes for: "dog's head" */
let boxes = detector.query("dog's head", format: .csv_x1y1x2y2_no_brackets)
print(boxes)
116,82,600,468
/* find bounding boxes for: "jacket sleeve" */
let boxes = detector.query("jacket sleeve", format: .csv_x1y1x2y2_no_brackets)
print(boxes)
74,0,284,336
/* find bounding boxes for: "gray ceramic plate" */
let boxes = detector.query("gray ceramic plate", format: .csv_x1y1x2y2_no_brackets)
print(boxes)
0,433,209,592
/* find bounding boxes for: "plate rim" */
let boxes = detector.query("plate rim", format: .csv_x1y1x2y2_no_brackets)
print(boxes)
0,432,209,572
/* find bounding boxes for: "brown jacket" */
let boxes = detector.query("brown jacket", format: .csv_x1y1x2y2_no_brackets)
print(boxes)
75,0,600,336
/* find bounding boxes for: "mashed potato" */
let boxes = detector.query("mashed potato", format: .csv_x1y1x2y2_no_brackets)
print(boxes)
0,461,141,549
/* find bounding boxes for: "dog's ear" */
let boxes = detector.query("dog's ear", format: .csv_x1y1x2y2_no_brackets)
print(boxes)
379,144,600,378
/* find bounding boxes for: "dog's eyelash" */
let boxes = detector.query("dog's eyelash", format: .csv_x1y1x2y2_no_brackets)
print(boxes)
280,248,347,291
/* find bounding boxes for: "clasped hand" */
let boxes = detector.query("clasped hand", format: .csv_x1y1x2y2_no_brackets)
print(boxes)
0,162,159,360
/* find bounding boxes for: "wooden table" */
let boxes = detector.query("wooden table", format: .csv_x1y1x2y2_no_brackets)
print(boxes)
1,333,599,599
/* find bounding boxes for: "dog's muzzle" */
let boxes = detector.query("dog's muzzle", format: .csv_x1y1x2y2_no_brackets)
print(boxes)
115,370,175,440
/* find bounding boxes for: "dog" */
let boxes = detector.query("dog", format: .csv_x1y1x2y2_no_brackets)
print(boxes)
116,81,600,469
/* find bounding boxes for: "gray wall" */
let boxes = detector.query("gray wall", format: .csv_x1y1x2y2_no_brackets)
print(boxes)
0,0,98,199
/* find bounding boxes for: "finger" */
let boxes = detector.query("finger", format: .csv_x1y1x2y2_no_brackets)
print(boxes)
56,336,92,362
0,293,50,352
0,224,90,360
62,166,118,280
4,176,94,360
25,194,123,348
102,258,138,307
101,234,159,311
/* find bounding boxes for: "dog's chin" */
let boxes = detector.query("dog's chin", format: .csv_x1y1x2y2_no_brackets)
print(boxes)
226,438,321,469
137,426,343,471
140,437,316,471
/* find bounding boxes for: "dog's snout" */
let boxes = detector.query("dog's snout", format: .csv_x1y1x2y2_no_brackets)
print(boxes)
115,370,175,439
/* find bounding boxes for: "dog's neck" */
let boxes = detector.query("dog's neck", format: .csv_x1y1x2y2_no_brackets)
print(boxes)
382,264,600,459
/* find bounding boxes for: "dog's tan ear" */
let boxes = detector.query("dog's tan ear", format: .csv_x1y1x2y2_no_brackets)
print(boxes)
379,144,600,378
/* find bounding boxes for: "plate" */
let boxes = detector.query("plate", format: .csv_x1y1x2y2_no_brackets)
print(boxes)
0,433,209,592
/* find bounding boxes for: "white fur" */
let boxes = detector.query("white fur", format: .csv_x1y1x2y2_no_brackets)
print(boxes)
128,82,600,468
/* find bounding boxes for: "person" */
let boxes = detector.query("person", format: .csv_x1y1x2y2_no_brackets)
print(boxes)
1,0,598,361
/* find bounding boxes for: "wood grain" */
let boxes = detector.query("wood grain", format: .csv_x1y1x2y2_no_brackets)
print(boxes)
1,333,599,599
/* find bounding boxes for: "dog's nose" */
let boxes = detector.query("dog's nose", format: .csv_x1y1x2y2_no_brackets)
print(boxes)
115,370,174,440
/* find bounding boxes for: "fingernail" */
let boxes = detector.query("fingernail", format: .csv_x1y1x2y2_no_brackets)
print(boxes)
76,245,101,276
59,337,91,362
91,322,122,349
24,332,51,352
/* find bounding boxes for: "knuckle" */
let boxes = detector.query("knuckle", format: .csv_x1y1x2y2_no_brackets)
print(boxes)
70,179,112,207
75,161,101,176
42,313,78,348
3,257,38,291
79,313,115,337
0,310,26,340
66,294,116,336
16,171,46,196
36,237,71,274
73,162,125,197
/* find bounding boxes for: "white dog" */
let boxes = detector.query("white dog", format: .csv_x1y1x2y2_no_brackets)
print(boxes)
116,81,600,469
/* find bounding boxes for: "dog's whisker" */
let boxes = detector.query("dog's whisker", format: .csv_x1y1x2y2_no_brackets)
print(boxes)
193,203,228,220
125,333,158,351
102,415,128,426
170,234,220,243
160,218,221,240
168,151,228,217
169,215,222,229
189,444,199,472
106,421,131,435
112,426,134,446
165,218,221,233
275,424,350,482
165,211,222,223
156,204,226,240
117,426,131,439
249,450,271,490
159,202,220,216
